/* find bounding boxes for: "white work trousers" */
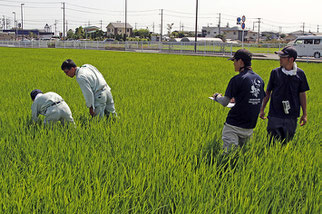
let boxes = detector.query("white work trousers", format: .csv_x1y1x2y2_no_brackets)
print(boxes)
94,89,116,118
44,101,75,125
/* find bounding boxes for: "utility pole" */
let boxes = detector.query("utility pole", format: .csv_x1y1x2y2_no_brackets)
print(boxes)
3,16,6,30
124,0,127,41
160,9,163,42
100,20,103,30
194,0,198,52
12,12,16,28
54,20,57,36
317,25,319,33
152,22,155,33
302,22,305,34
256,18,261,44
21,3,24,40
218,13,221,35
62,2,65,40
13,12,17,40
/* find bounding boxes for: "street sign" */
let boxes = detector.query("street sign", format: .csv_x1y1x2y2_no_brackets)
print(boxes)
236,17,241,24
241,23,246,29
242,15,246,23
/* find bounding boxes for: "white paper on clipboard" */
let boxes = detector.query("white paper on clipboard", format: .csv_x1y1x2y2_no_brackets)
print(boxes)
209,97,235,108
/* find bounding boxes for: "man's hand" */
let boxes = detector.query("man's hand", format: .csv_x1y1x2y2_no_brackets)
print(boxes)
260,90,271,120
259,110,267,120
300,115,307,126
89,106,95,117
213,93,221,101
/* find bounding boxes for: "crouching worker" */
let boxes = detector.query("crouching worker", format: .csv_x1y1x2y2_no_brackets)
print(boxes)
212,49,265,153
30,89,75,126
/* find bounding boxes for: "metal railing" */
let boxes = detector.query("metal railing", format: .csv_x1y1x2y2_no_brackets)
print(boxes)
0,40,287,56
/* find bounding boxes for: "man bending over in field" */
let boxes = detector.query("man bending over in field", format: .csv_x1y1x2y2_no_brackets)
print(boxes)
260,46,310,144
61,59,116,119
31,89,75,126
212,49,265,152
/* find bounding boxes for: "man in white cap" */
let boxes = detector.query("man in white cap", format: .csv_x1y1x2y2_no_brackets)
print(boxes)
260,46,310,144
61,59,116,119
31,89,75,125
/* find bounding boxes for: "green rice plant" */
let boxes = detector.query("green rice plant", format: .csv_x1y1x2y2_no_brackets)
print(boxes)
0,47,320,213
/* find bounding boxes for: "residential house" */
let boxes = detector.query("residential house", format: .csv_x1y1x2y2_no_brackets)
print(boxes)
202,26,229,37
261,31,280,40
0,31,15,40
284,30,313,42
222,26,248,41
246,30,258,42
83,26,100,39
106,22,133,37
202,26,257,42
84,26,100,34
3,29,53,40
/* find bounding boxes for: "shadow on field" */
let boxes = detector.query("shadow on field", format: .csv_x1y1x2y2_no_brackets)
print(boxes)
201,139,222,166
201,139,245,173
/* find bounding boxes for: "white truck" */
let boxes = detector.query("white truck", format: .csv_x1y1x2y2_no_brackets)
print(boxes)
292,36,322,58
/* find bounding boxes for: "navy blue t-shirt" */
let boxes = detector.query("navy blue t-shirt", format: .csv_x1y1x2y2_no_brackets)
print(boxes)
267,67,310,119
225,69,265,129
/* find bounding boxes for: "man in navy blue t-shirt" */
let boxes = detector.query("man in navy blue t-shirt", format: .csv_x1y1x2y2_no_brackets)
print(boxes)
213,49,265,152
260,46,310,143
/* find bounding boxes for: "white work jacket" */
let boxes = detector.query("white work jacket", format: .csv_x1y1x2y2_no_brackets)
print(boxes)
31,92,64,122
76,64,111,109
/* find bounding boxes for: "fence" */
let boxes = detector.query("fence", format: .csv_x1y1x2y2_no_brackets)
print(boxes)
0,40,287,56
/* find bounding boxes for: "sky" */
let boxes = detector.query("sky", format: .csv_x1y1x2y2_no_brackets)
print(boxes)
0,0,321,35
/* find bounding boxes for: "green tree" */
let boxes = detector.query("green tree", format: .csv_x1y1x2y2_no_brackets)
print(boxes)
167,23,174,36
29,32,36,39
178,31,185,38
66,29,74,40
74,26,85,40
92,30,105,41
186,31,195,37
215,34,226,42
171,31,179,38
115,34,123,41
133,29,151,39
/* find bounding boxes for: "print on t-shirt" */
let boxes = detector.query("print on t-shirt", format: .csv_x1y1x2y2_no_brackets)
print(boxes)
249,79,262,105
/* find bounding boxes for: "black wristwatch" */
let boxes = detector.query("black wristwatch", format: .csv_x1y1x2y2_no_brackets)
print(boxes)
214,93,219,101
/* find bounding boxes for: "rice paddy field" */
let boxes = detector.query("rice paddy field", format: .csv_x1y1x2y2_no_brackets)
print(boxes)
0,47,320,213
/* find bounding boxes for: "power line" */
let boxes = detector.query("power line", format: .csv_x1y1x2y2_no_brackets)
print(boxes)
0,0,58,4
0,3,19,7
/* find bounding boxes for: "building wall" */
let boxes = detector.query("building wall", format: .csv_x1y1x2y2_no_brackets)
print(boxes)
0,32,15,40
202,27,227,38
224,31,239,40
202,26,256,41
106,26,132,37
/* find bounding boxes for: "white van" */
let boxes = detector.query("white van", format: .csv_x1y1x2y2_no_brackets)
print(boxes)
292,36,322,58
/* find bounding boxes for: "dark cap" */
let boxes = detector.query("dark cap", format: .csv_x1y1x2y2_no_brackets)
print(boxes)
30,89,43,100
228,49,252,64
275,46,297,60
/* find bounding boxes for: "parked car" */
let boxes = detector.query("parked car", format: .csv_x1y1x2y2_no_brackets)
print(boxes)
292,36,322,58
103,38,115,42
